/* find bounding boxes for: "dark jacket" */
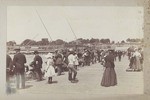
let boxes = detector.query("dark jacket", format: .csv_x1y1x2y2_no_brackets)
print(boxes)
6,55,13,75
54,53,63,65
33,55,43,69
104,54,115,68
13,53,26,73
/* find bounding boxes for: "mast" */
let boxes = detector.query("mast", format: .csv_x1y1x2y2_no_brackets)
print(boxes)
35,8,53,42
62,8,78,50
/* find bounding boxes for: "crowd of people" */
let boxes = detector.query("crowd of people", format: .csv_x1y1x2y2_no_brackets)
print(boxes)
6,46,143,91
128,48,143,71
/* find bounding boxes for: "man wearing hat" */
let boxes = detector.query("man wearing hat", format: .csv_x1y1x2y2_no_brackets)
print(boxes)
32,50,43,81
13,46,26,89
68,48,78,83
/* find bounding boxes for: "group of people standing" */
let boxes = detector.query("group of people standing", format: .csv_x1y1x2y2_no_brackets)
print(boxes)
7,46,143,91
6,47,80,90
7,47,27,89
44,48,78,83
128,48,143,71
7,47,45,90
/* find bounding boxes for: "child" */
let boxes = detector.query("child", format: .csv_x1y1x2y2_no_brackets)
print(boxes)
44,53,56,84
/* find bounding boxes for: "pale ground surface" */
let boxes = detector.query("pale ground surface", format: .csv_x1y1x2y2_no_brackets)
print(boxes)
3,56,147,100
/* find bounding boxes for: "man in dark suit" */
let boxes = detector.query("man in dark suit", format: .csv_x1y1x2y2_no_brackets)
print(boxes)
33,50,43,81
13,47,26,89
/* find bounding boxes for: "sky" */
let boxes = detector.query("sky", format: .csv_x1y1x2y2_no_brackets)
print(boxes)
7,6,144,44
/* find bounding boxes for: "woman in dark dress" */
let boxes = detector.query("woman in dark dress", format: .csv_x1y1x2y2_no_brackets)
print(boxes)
101,50,117,87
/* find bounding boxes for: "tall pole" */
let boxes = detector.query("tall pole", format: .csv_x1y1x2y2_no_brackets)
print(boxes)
62,8,78,50
65,18,78,50
65,18,77,40
35,8,53,42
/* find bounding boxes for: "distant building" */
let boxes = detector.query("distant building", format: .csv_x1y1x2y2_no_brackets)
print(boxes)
41,38,49,45
42,38,48,42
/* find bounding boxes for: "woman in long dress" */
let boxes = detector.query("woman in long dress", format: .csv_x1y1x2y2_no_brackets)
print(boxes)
101,50,117,87
133,48,142,71
44,53,56,84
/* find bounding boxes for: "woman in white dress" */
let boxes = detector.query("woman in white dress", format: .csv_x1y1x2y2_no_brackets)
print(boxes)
44,53,56,84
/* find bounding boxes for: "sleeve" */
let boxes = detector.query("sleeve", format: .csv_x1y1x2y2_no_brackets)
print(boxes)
139,53,141,58
82,53,85,57
132,53,135,57
104,56,107,62
67,56,70,64
24,55,27,64
45,60,49,71
47,60,50,66
33,56,38,64
51,60,55,66
40,57,43,65
73,55,76,62
7,55,13,69
33,56,36,62
12,55,17,66
9,57,13,70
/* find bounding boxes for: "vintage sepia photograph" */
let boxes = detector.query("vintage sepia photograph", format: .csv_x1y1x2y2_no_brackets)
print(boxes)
0,0,150,97
6,5,144,97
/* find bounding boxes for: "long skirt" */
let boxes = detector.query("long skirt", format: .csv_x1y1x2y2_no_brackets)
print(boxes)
101,67,117,87
129,57,136,69
135,57,142,70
